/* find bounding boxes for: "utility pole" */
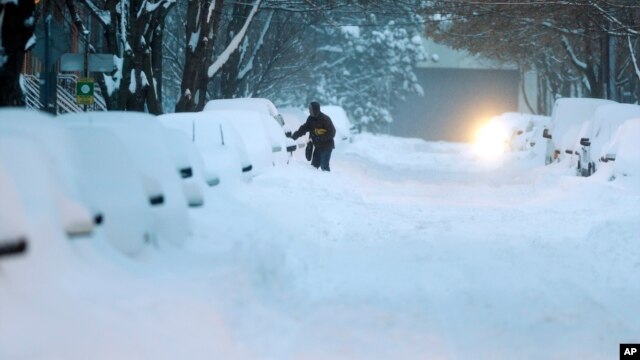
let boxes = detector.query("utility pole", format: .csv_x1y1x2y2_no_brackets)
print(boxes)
40,0,57,114
601,30,610,100
83,30,89,112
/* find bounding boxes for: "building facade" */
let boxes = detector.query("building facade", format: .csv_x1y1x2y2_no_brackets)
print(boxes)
391,39,537,142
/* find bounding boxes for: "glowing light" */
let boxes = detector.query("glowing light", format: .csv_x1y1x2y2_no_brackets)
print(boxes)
474,120,508,160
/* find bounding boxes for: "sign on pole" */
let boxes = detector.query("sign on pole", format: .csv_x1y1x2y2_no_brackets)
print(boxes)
76,78,95,105
33,22,70,69
61,53,116,72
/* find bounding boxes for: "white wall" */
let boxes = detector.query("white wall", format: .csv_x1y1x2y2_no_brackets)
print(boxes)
419,38,538,114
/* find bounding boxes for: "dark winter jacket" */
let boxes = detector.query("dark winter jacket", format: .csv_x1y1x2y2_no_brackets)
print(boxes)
292,112,336,150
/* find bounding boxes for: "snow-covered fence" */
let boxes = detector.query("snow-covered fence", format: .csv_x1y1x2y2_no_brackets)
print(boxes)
22,75,43,110
22,74,107,114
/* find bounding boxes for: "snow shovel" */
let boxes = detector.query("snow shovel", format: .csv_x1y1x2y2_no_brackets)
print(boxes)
305,140,314,161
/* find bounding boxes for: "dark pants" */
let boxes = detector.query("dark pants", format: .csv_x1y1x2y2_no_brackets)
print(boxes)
311,148,332,171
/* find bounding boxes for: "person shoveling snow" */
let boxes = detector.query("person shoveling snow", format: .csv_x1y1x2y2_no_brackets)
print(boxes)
289,101,336,171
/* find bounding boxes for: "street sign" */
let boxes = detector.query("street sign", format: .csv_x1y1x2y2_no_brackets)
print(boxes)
60,54,83,72
32,21,70,68
76,78,95,105
89,54,117,72
61,53,116,72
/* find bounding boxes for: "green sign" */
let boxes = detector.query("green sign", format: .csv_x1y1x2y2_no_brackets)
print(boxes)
76,78,94,105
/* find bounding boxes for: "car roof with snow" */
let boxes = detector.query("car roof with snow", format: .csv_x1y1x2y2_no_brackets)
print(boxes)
550,98,616,133
159,111,254,181
549,98,616,152
587,103,640,138
204,98,280,118
577,103,640,158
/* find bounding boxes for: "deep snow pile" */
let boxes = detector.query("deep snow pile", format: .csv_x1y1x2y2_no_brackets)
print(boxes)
1,133,639,360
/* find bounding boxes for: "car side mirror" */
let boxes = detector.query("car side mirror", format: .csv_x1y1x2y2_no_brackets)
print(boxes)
56,195,95,237
0,237,27,258
142,176,165,207
149,194,164,206
182,181,204,208
179,167,193,179
203,169,220,187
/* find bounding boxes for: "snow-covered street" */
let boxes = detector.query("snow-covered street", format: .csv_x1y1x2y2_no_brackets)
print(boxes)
2,133,638,359
2,0,639,358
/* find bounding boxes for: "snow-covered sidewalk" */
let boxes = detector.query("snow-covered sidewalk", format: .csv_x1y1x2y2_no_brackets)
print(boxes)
2,134,639,359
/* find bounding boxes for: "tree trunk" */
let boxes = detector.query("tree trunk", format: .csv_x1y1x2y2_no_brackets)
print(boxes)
175,0,224,112
147,24,164,114
81,0,172,112
0,0,36,107
519,66,536,114
217,3,252,99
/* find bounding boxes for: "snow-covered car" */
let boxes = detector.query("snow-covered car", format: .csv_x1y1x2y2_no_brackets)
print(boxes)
543,98,616,164
0,109,97,239
63,126,155,255
165,127,219,187
322,105,355,143
489,112,550,152
597,118,640,181
204,97,286,127
162,127,211,207
279,107,308,148
202,108,293,174
158,112,253,184
59,112,190,247
0,134,96,238
0,161,29,258
568,103,640,176
204,98,298,154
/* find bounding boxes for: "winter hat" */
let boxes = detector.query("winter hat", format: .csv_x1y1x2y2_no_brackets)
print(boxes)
310,101,320,115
